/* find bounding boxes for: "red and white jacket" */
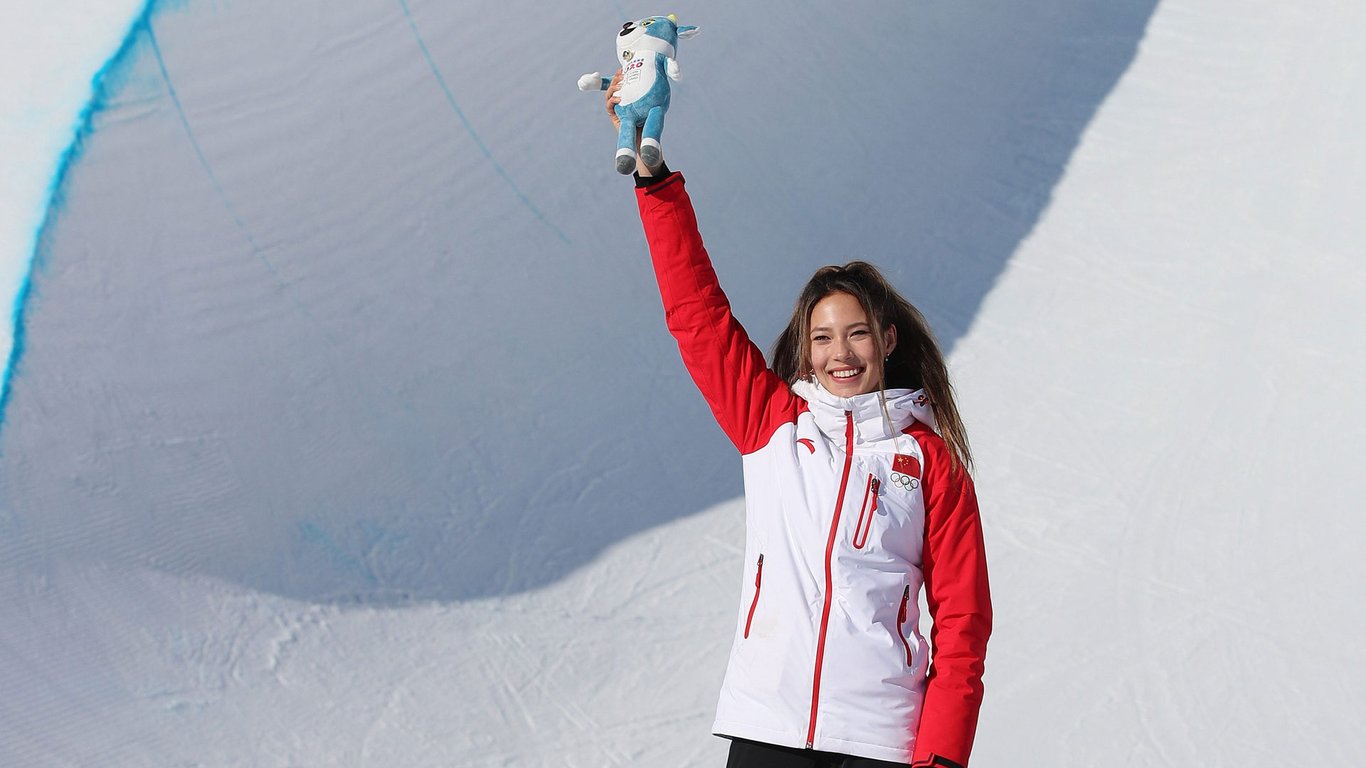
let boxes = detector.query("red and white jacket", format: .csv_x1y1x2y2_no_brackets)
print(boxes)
637,174,992,767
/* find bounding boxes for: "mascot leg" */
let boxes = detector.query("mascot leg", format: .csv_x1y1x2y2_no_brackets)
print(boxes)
616,115,640,175
639,106,666,168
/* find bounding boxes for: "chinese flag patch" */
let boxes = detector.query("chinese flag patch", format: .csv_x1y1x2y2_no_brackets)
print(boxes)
892,454,921,478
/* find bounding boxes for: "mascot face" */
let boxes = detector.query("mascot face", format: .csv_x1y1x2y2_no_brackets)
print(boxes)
617,15,689,62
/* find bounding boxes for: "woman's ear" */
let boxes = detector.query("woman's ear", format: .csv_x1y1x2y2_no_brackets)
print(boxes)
884,323,898,357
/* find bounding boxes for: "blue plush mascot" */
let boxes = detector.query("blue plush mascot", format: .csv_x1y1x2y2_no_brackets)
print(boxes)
578,15,700,174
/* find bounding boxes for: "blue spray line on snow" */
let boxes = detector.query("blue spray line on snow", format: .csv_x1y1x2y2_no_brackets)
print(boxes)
145,23,283,279
0,0,161,427
145,16,340,345
396,0,570,245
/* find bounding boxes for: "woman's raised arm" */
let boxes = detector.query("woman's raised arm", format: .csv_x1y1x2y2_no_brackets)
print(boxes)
635,175,799,454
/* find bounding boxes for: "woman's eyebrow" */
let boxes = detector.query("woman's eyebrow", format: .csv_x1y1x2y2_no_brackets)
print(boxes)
809,322,870,333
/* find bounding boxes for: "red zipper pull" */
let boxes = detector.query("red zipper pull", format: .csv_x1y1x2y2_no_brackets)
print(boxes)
744,554,765,639
898,585,914,666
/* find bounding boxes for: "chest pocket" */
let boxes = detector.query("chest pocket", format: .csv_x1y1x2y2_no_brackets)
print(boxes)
847,452,925,554
851,473,880,550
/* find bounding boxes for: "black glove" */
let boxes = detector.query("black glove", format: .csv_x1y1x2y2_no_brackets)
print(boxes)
911,756,965,768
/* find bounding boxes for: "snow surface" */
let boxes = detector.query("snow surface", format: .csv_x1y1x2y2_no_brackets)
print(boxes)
0,0,148,398
2,0,1364,766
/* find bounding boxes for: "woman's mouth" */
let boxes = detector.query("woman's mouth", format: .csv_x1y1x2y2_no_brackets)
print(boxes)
830,367,864,380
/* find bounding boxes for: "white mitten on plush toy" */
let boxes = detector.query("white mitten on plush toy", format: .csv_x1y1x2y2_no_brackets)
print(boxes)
577,14,699,174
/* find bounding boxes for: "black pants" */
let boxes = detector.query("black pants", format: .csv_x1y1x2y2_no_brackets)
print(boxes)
724,738,911,768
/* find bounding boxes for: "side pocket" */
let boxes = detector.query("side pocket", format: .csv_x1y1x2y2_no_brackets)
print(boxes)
744,554,764,639
897,585,913,666
852,475,879,550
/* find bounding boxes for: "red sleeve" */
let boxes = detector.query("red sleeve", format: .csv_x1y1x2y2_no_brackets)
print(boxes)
911,427,992,767
636,174,800,454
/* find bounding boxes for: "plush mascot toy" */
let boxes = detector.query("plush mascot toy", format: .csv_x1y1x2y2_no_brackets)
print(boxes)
578,15,699,174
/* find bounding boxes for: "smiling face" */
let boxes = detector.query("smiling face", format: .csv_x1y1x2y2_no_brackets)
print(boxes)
807,291,897,397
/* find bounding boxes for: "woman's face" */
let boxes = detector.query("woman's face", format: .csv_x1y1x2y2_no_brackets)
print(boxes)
807,292,897,397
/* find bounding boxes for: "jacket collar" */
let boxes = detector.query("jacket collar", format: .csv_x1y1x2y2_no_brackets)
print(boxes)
791,380,938,447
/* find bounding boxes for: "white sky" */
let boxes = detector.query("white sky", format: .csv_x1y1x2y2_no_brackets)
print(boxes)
0,1,146,391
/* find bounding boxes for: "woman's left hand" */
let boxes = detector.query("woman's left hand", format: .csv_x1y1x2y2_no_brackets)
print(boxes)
604,70,624,133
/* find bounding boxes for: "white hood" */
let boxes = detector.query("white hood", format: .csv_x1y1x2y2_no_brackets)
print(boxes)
790,379,939,446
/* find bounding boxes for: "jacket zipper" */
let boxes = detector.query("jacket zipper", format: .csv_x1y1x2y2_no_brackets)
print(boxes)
744,554,764,639
852,475,879,550
897,585,914,665
807,410,855,748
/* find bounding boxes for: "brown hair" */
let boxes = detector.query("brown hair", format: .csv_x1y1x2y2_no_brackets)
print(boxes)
770,261,973,470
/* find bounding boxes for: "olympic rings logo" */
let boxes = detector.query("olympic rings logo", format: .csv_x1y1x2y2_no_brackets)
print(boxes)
890,472,919,491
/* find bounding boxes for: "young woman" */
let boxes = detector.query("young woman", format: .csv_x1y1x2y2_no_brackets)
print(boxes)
608,79,992,768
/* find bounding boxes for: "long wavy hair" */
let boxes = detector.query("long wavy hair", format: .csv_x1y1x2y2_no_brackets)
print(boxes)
770,261,973,470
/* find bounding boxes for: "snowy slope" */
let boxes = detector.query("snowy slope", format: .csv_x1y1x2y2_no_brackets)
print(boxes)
2,0,1364,765
956,2,1366,764
0,0,1156,603
0,498,745,766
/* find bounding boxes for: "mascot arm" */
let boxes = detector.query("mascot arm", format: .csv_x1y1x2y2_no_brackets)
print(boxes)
666,58,681,81
578,71,611,91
